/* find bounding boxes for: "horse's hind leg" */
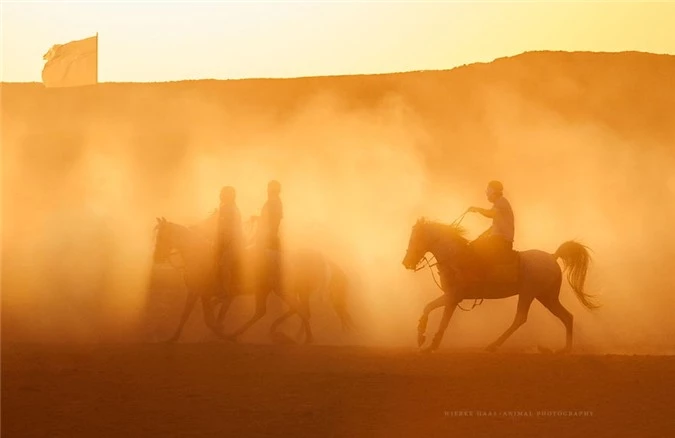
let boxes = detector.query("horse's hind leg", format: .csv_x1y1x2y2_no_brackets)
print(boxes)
486,295,534,352
270,309,298,344
537,296,573,353
289,292,312,342
418,295,446,348
298,291,312,344
276,289,313,345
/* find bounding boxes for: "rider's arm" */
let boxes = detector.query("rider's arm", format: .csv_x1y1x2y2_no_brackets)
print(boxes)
478,227,493,239
471,207,496,218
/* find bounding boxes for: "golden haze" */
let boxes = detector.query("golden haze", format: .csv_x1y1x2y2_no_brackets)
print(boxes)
2,51,675,353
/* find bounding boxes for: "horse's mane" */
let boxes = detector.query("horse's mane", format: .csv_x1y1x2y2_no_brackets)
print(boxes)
158,220,213,248
415,217,469,246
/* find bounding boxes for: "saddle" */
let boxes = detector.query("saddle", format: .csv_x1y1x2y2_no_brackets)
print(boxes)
464,249,520,285
484,250,520,284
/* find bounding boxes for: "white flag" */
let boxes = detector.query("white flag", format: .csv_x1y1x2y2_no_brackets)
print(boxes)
42,35,98,88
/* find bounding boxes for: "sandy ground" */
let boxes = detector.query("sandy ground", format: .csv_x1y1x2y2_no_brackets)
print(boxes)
2,343,674,438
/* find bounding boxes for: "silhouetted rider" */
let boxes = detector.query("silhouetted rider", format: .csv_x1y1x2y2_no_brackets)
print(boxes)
467,180,515,273
253,180,283,292
259,180,283,251
215,186,244,295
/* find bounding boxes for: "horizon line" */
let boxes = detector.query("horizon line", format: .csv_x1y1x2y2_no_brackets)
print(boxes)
2,49,671,86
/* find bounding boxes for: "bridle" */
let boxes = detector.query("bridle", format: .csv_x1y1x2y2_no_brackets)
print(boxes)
167,249,186,271
155,222,186,271
411,210,467,272
411,211,483,311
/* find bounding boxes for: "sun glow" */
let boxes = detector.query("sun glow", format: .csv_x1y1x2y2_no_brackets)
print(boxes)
2,1,674,82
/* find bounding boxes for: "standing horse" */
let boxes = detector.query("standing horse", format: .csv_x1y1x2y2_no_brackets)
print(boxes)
402,217,597,353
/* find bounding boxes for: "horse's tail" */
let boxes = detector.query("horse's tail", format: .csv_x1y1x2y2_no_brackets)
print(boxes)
326,261,358,333
554,241,599,309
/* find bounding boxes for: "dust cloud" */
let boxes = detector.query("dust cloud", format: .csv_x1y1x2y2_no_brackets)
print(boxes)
2,52,675,353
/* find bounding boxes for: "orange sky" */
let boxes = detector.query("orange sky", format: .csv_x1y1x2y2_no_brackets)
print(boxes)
1,1,674,82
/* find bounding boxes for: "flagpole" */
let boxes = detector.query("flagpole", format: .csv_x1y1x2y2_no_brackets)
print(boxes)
95,32,99,84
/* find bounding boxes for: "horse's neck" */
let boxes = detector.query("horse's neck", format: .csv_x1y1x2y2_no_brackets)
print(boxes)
429,239,463,267
244,221,257,242
428,240,445,262
174,226,210,265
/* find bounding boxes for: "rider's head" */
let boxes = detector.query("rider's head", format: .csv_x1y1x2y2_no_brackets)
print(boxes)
268,180,281,197
486,180,503,203
220,186,236,204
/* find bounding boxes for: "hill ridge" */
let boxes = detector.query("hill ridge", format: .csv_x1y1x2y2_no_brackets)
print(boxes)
1,50,672,85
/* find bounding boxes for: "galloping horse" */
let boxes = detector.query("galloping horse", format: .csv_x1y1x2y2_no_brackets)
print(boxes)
402,217,597,353
153,218,355,343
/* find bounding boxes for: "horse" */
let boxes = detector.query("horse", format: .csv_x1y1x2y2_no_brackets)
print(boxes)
195,213,356,342
152,217,229,342
402,217,597,353
263,249,357,342
152,217,355,343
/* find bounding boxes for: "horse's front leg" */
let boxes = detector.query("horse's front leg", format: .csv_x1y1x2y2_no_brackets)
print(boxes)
274,288,313,345
228,288,269,341
201,294,228,340
418,295,447,347
216,295,233,324
166,290,199,343
422,295,459,353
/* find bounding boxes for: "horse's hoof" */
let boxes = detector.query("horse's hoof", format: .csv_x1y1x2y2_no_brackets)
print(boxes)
164,336,179,344
420,346,436,355
224,334,239,343
270,331,296,345
417,334,426,348
485,343,498,353
555,347,571,355
537,345,554,354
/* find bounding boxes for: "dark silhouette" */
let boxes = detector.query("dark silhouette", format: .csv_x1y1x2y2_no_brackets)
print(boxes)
224,181,355,342
257,180,283,252
214,186,244,298
402,218,597,353
153,213,356,344
153,217,226,342
227,180,293,340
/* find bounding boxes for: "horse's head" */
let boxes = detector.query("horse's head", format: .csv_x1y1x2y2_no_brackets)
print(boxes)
402,218,432,270
402,217,468,270
153,217,174,263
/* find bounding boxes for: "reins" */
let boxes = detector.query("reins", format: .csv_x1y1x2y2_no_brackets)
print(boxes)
167,250,186,271
414,210,484,312
451,210,468,227
457,298,484,311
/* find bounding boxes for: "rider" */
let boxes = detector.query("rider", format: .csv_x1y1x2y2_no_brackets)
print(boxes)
467,180,515,274
253,180,284,292
215,186,244,295
259,180,283,251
